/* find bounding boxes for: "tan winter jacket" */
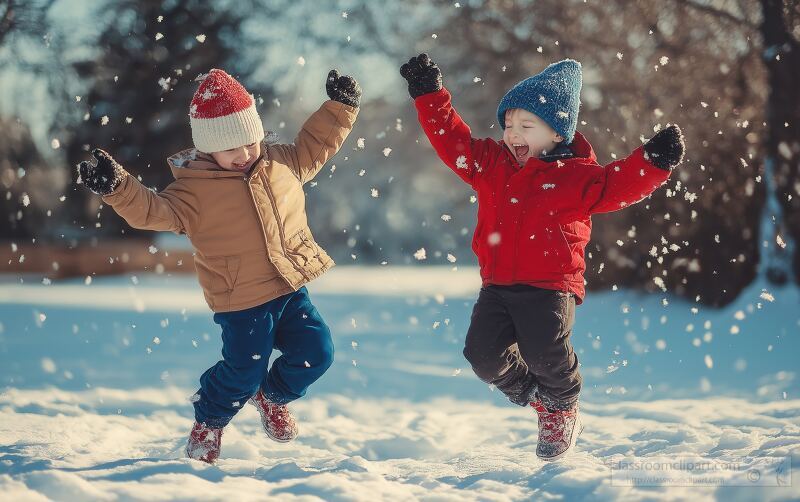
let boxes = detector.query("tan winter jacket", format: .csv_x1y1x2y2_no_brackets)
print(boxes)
102,100,358,312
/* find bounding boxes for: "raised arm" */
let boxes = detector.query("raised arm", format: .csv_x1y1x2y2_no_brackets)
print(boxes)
79,149,199,235
583,125,685,215
269,70,360,184
402,53,498,187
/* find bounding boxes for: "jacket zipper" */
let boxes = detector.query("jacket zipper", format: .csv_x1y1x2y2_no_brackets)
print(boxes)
496,151,525,281
245,173,310,283
243,176,273,263
512,171,542,281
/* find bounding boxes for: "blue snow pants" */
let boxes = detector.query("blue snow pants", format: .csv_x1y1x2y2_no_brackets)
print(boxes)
193,287,334,428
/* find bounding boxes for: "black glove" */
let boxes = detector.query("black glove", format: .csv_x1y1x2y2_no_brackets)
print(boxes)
78,148,127,195
643,125,685,170
326,69,361,108
399,53,442,99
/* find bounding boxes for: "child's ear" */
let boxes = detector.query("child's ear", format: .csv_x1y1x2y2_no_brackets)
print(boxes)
554,134,564,144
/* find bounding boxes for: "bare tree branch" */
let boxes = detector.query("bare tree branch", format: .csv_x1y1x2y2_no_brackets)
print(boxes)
671,0,758,30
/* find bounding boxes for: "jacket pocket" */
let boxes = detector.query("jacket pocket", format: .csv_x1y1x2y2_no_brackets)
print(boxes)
556,223,572,261
195,254,240,293
285,228,322,267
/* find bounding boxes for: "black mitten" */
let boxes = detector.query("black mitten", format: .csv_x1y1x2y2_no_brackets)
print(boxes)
643,125,685,170
399,53,442,99
326,69,362,108
77,148,127,195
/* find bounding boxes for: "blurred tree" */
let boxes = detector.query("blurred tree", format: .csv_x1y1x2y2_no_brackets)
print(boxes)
56,0,272,241
0,118,66,240
0,0,55,56
758,0,799,285
0,0,60,241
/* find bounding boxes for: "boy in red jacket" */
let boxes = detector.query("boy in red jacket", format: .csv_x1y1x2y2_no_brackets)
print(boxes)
400,54,684,461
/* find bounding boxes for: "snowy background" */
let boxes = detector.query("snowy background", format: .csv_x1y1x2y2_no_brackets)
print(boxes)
2,0,799,500
1,266,798,500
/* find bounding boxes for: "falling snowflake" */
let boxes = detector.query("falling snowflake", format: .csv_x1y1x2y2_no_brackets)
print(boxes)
414,248,427,261
195,34,206,43
41,358,57,374
382,147,392,157
759,290,775,302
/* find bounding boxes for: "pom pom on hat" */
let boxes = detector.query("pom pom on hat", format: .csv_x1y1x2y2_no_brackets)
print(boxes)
189,69,264,153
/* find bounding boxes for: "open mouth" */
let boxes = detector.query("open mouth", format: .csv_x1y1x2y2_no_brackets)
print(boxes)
232,161,250,170
512,143,530,159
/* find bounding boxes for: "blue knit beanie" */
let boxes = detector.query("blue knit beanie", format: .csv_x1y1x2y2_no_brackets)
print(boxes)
497,59,582,144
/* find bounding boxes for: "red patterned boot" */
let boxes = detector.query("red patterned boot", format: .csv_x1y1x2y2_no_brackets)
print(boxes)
185,421,223,464
531,400,583,461
249,389,299,442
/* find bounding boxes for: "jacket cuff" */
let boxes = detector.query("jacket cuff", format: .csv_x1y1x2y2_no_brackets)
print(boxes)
633,146,672,181
101,171,132,205
414,87,451,109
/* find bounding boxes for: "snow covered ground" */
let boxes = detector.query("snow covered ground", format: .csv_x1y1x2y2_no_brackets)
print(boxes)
1,266,798,500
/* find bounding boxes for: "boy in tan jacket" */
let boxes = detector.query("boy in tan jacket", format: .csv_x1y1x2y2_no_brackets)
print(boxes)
77,68,360,463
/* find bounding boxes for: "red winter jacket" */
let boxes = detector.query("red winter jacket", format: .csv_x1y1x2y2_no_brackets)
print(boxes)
414,88,671,305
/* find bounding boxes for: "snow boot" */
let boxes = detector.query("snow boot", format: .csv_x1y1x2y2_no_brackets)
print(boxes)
531,400,583,461
249,389,299,442
186,421,223,464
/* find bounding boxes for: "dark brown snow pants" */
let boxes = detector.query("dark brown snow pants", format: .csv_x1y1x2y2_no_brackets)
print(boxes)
463,284,581,411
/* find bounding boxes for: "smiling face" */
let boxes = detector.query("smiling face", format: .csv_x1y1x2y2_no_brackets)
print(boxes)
210,142,261,172
503,109,564,164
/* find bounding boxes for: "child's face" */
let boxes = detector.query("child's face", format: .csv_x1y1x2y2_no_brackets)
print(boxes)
503,109,564,163
210,142,261,172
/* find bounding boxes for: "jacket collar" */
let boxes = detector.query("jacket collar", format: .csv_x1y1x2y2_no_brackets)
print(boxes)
500,131,597,171
166,137,273,180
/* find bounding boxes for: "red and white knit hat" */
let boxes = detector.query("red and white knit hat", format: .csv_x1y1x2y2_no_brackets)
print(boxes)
189,69,264,153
